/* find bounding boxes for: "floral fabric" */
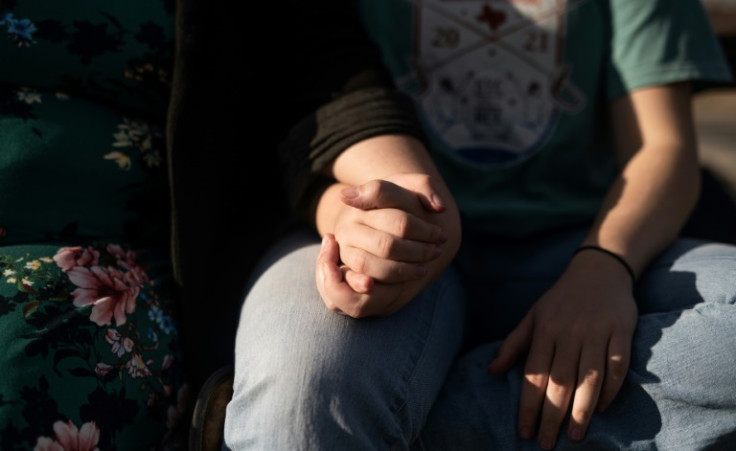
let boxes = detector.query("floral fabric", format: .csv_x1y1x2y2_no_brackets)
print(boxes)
0,0,186,449
0,244,185,450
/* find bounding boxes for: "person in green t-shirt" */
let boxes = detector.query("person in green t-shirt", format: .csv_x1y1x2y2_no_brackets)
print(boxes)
223,1,736,449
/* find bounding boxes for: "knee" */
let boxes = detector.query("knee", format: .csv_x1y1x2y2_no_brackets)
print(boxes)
224,339,404,449
640,241,736,309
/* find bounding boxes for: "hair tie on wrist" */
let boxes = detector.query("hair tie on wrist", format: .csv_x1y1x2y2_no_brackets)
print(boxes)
573,245,636,285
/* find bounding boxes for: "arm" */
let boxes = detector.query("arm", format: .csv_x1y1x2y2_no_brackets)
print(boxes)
270,3,461,317
584,82,700,271
488,82,700,448
314,135,462,318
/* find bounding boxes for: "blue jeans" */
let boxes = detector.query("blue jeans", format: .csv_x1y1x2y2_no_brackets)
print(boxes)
223,227,736,450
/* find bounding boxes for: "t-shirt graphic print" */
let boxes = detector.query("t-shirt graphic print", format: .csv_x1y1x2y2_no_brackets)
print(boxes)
402,0,587,167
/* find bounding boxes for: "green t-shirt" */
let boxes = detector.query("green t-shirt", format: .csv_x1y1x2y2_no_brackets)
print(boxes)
357,0,733,238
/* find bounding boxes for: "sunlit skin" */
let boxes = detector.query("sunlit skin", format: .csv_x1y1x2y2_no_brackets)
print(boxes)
486,82,700,448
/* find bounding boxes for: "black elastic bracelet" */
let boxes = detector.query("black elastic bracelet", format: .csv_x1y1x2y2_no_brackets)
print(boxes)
573,245,636,285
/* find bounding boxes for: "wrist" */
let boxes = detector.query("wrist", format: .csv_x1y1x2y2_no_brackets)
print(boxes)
569,246,636,291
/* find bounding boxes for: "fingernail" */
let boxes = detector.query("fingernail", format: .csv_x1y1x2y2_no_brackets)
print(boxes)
341,186,359,199
431,194,445,209
433,245,442,257
539,437,554,450
320,235,328,250
415,264,427,276
570,427,582,441
439,229,448,242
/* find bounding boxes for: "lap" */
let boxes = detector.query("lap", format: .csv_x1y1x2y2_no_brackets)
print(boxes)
224,228,736,450
421,235,736,450
225,229,466,449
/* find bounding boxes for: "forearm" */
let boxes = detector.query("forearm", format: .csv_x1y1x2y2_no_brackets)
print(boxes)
317,134,461,240
580,83,700,278
583,145,699,273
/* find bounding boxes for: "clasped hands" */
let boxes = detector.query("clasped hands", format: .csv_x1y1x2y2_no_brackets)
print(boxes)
316,172,453,318
314,173,638,449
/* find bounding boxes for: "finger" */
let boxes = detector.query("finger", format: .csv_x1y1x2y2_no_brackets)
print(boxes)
342,178,445,215
316,234,369,313
597,332,631,412
316,234,343,289
487,312,534,374
344,268,373,294
401,173,446,213
340,244,428,283
344,221,442,262
536,343,579,450
517,331,554,441
336,280,405,318
358,208,448,244
341,180,421,212
567,341,606,442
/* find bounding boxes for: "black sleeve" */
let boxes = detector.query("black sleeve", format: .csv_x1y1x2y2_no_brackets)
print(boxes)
270,0,427,215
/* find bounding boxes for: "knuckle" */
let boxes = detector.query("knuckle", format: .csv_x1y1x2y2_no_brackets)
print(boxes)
375,235,396,258
355,180,381,205
430,225,445,242
363,179,383,198
535,321,558,337
423,243,437,260
415,173,433,190
391,215,411,237
607,356,628,379
547,373,574,389
343,303,366,318
523,372,547,389
572,404,593,424
350,253,369,274
581,368,603,388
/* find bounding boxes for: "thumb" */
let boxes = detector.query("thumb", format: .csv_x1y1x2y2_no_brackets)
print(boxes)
341,178,446,213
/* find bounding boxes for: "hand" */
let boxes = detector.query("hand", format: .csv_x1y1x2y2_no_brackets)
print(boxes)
335,174,448,283
315,173,458,317
487,251,638,449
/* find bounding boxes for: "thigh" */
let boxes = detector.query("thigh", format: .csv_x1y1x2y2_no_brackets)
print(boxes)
419,238,736,450
635,237,736,313
224,229,466,450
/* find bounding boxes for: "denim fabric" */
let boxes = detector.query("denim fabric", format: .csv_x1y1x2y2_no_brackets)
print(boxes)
417,232,736,450
223,230,466,450
223,228,736,450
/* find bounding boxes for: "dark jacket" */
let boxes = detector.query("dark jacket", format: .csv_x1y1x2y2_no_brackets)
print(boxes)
166,0,426,391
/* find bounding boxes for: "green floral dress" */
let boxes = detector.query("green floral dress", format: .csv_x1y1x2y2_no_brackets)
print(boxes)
0,1,187,449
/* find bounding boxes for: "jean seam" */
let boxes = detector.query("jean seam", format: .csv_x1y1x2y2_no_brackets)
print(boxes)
392,274,456,444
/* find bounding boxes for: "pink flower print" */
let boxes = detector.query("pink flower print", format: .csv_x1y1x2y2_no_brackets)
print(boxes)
161,354,174,371
126,353,153,378
34,420,100,451
104,329,134,357
53,246,100,272
94,362,115,377
106,244,148,279
67,266,140,326
106,244,134,266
